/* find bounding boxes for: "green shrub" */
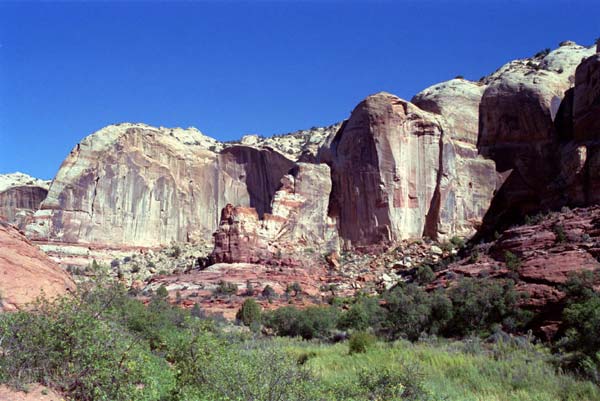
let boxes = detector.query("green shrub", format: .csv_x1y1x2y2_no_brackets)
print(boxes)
534,48,551,58
156,284,169,299
236,298,262,329
357,362,428,401
449,236,465,249
0,293,175,401
553,224,567,243
384,284,445,341
286,282,303,297
446,278,528,336
262,284,277,300
504,251,521,271
213,280,238,297
263,305,339,340
338,296,385,332
415,264,435,284
348,331,376,354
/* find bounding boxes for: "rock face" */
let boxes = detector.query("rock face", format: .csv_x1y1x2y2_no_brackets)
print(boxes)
0,172,49,229
211,163,338,264
477,43,597,231
0,221,75,311
26,124,294,247
322,91,497,245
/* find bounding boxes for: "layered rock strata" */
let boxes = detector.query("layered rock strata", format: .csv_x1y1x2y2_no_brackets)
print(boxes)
477,42,597,230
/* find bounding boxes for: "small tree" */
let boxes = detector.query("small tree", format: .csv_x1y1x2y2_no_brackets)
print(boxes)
156,284,169,299
262,285,276,301
286,282,302,297
236,298,262,328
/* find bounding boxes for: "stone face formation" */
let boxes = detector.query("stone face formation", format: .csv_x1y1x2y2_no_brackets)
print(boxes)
5,40,595,266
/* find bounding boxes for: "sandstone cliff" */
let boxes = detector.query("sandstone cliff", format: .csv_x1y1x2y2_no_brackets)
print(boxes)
322,90,498,246
0,172,50,229
477,42,599,231
26,124,294,248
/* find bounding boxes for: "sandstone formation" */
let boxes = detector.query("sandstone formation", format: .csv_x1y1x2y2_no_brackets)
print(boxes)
26,124,294,249
211,163,338,264
477,42,597,231
237,123,341,162
0,221,75,312
322,91,497,246
0,172,49,229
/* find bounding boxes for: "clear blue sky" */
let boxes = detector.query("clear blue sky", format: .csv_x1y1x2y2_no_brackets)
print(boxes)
1,1,598,179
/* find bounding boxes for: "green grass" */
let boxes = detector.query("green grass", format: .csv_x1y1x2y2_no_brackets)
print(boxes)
280,338,600,401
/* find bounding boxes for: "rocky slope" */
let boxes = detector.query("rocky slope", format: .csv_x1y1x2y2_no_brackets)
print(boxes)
0,221,75,312
0,172,50,229
432,205,600,340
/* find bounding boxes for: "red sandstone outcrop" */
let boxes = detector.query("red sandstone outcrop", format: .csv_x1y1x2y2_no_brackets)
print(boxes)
211,163,338,264
434,205,600,339
322,91,497,246
0,222,75,312
0,172,49,229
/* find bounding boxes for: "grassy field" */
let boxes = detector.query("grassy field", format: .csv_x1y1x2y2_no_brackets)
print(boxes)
280,337,600,401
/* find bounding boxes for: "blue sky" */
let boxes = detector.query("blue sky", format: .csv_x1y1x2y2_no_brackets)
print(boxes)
1,1,599,179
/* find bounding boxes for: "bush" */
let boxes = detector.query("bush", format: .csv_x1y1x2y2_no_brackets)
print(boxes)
534,48,551,58
553,224,567,243
0,292,175,401
262,284,277,300
415,264,435,284
156,284,169,299
504,251,521,271
236,298,262,329
446,278,528,336
348,331,376,354
213,280,238,297
263,305,339,340
449,236,465,249
338,296,385,332
357,362,428,401
384,284,446,341
286,282,303,297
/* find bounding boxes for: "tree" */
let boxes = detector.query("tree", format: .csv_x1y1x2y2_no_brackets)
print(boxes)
236,298,262,328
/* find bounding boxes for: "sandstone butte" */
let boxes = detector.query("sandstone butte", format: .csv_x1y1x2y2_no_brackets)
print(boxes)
0,40,599,325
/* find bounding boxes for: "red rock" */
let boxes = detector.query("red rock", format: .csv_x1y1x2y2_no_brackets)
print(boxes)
0,222,75,311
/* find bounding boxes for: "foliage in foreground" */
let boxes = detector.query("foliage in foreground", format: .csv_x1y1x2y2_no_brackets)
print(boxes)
0,279,599,400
